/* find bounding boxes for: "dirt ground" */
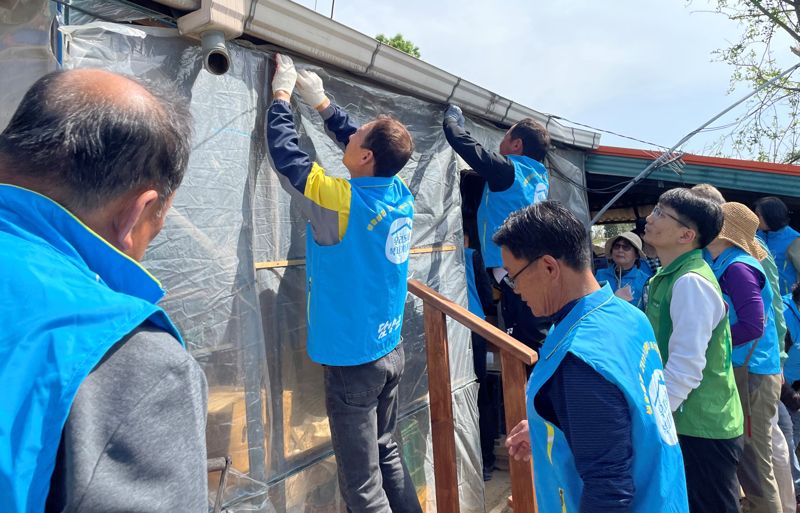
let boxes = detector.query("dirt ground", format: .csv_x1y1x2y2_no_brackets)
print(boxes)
483,468,512,513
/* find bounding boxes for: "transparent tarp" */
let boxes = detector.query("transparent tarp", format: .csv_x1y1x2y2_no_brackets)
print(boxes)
0,8,590,512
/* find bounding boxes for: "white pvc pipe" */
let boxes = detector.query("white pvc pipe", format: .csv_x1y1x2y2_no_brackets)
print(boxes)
156,0,200,10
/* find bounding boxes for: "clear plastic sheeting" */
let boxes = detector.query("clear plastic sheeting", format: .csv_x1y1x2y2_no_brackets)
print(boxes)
0,0,56,131
0,14,592,512
548,149,591,226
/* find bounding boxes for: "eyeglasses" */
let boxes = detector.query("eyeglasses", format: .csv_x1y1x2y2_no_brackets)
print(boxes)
651,205,690,228
612,242,634,252
503,258,539,290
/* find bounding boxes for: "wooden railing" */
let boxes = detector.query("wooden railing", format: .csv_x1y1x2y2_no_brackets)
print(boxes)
407,279,539,513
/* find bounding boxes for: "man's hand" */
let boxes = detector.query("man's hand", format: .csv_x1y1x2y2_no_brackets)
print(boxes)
444,104,465,129
272,53,297,100
615,284,633,302
296,70,330,110
505,420,531,462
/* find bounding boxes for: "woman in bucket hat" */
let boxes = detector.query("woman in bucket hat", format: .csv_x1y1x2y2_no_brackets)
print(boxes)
595,231,651,310
705,202,784,513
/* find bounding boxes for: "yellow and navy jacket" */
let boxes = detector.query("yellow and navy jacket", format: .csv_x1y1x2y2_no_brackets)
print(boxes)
267,100,414,365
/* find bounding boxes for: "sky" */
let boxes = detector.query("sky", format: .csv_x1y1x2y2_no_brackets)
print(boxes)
290,0,796,156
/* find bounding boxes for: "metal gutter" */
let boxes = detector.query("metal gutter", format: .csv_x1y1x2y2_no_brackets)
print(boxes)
157,0,600,149
246,0,599,149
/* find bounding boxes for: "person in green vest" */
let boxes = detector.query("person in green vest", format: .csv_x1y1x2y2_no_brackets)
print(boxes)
643,188,743,513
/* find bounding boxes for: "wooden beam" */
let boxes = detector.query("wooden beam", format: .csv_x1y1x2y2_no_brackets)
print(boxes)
408,279,538,366
501,351,537,513
423,304,460,513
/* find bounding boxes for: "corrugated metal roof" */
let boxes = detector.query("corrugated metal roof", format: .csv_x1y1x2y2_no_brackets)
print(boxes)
587,146,800,197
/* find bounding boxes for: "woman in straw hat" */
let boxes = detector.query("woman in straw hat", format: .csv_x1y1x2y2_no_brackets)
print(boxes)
595,231,650,310
705,202,783,513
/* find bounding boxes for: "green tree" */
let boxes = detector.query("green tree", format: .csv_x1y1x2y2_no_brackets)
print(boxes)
704,0,800,162
375,33,421,58
603,223,629,241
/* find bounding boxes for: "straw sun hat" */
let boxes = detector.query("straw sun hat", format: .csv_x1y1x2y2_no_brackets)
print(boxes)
604,232,643,259
718,202,769,261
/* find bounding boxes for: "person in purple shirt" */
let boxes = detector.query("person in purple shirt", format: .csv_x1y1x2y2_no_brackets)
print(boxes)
706,202,785,513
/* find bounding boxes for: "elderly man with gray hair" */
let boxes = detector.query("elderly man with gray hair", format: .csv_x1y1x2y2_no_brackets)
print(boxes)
500,201,688,512
0,69,207,513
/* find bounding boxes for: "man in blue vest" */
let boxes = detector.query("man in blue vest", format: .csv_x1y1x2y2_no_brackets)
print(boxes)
442,105,551,350
0,69,207,512
498,201,688,512
267,54,422,513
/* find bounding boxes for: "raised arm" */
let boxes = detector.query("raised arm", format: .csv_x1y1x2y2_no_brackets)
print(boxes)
266,55,351,246
296,69,358,148
266,55,317,196
442,105,515,192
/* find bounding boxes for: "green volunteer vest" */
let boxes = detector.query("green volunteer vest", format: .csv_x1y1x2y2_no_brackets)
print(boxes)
646,249,743,439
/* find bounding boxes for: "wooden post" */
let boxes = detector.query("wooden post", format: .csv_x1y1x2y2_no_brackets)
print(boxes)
500,351,537,513
423,303,460,513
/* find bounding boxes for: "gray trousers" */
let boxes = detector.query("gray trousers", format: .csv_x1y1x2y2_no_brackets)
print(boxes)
739,373,782,513
324,344,423,513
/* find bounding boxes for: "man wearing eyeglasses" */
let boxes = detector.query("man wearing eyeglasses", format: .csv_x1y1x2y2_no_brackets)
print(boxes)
501,201,688,513
644,188,743,513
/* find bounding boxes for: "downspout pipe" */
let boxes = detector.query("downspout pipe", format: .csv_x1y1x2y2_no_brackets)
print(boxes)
201,30,230,75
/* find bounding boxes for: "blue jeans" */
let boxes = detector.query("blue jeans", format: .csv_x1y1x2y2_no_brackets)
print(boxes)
324,344,422,513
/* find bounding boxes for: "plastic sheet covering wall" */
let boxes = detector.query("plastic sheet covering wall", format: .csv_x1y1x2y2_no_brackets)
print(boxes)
0,15,593,512
0,0,57,131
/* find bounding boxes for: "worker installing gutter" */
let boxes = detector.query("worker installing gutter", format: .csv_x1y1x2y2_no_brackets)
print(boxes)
154,0,600,149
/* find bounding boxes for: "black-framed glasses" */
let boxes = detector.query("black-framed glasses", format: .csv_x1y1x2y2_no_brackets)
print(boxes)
503,258,538,290
652,205,690,228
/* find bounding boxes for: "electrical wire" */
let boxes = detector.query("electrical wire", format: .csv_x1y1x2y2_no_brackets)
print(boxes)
590,61,800,226
550,115,671,150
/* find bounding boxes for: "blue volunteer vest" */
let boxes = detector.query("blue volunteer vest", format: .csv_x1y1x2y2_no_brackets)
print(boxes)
708,246,780,374
526,285,688,513
464,248,486,319
759,226,800,295
477,155,548,268
783,294,800,383
0,185,184,513
595,264,650,310
306,176,414,365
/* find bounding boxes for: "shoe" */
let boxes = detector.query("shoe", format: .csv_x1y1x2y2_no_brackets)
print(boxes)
483,468,492,482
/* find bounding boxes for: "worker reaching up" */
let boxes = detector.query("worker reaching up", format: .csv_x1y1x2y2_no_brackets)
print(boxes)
442,105,551,351
266,54,422,513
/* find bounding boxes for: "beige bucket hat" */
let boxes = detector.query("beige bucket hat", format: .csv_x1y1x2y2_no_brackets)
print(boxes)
604,231,644,259
718,202,769,261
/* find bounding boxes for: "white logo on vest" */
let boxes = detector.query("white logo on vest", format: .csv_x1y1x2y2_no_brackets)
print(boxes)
385,217,412,264
649,368,679,446
534,182,548,203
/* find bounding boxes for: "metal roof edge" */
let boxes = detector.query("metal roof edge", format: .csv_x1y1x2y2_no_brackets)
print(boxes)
593,145,800,177
242,0,600,149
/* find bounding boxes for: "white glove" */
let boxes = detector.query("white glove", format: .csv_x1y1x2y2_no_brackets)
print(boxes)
296,69,327,108
272,53,297,96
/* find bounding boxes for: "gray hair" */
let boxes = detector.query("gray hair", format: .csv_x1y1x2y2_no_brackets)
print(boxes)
0,69,193,213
